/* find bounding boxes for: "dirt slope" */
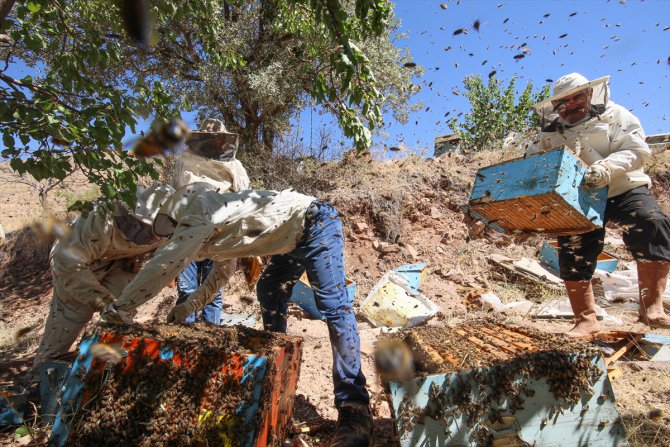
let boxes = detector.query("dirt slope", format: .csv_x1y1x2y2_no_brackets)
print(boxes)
1,148,669,446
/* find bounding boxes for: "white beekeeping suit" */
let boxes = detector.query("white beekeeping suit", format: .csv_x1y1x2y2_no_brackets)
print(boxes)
29,183,174,382
102,183,314,319
527,73,651,198
167,118,250,320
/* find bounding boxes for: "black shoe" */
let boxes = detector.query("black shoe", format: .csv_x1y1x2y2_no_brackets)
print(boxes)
330,402,374,447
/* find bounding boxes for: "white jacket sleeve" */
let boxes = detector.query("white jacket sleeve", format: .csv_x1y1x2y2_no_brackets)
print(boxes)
183,260,236,313
114,224,213,312
231,160,250,191
597,107,651,177
51,211,115,310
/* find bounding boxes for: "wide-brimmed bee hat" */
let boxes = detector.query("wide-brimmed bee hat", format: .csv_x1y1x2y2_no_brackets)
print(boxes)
186,118,239,160
533,73,610,125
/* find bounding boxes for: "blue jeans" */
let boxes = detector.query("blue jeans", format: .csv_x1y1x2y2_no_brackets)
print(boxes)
176,259,223,324
256,202,369,407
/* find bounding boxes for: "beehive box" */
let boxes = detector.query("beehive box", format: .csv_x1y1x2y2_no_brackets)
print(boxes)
466,147,608,235
49,323,302,447
540,240,619,273
384,320,627,447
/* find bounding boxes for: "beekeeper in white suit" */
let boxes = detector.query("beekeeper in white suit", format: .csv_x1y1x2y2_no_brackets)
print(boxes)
171,118,249,324
527,73,670,336
27,182,175,384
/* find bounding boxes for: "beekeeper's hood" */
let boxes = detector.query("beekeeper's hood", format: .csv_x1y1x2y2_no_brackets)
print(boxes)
174,118,249,192
186,118,239,160
534,73,610,129
128,182,176,225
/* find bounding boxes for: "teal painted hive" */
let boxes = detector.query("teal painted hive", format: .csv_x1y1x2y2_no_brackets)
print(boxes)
384,321,628,447
467,147,607,235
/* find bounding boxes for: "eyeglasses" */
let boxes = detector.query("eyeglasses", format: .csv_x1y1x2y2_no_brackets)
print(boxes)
552,92,589,112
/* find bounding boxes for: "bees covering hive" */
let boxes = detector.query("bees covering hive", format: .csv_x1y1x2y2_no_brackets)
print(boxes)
382,320,628,447
465,147,608,235
49,323,302,447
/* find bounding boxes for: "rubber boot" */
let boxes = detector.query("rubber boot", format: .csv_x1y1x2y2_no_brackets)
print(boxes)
637,260,670,328
564,280,601,337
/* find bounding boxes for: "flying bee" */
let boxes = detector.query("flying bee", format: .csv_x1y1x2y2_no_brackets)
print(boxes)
89,342,124,364
14,324,39,341
128,117,188,157
374,338,415,383
32,215,72,242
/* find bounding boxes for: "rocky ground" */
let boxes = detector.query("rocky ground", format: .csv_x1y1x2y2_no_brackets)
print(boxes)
1,148,669,446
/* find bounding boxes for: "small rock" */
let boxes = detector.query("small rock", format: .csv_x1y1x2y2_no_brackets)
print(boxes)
406,244,419,258
430,207,443,219
468,220,486,239
352,221,369,233
446,201,461,212
372,239,380,250
379,242,400,253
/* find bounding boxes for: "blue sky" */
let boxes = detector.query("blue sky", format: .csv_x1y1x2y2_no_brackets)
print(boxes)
296,0,670,156
3,1,668,158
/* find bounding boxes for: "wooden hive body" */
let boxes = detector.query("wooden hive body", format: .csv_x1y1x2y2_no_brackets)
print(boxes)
385,322,628,447
49,324,302,447
467,148,607,235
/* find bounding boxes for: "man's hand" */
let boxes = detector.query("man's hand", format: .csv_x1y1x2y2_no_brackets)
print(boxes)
584,163,611,188
100,303,135,324
166,302,194,324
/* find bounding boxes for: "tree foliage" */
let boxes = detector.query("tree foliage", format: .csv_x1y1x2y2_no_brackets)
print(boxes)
449,74,549,152
124,0,420,154
0,0,413,211
0,0,188,210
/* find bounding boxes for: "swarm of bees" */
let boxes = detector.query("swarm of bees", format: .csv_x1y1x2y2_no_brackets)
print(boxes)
66,323,291,446
385,320,605,442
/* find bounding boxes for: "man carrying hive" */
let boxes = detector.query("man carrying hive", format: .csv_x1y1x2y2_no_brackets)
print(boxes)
526,73,670,336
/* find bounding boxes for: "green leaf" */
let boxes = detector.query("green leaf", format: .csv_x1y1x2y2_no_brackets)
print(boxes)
3,132,15,149
27,2,41,13
14,425,33,441
24,34,45,50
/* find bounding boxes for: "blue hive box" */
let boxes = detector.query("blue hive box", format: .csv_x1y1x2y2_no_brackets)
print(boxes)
290,273,356,320
540,240,619,274
466,147,608,235
386,322,628,447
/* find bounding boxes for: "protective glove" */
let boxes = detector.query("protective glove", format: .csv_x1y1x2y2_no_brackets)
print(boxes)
100,303,135,324
166,302,195,324
584,163,611,188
